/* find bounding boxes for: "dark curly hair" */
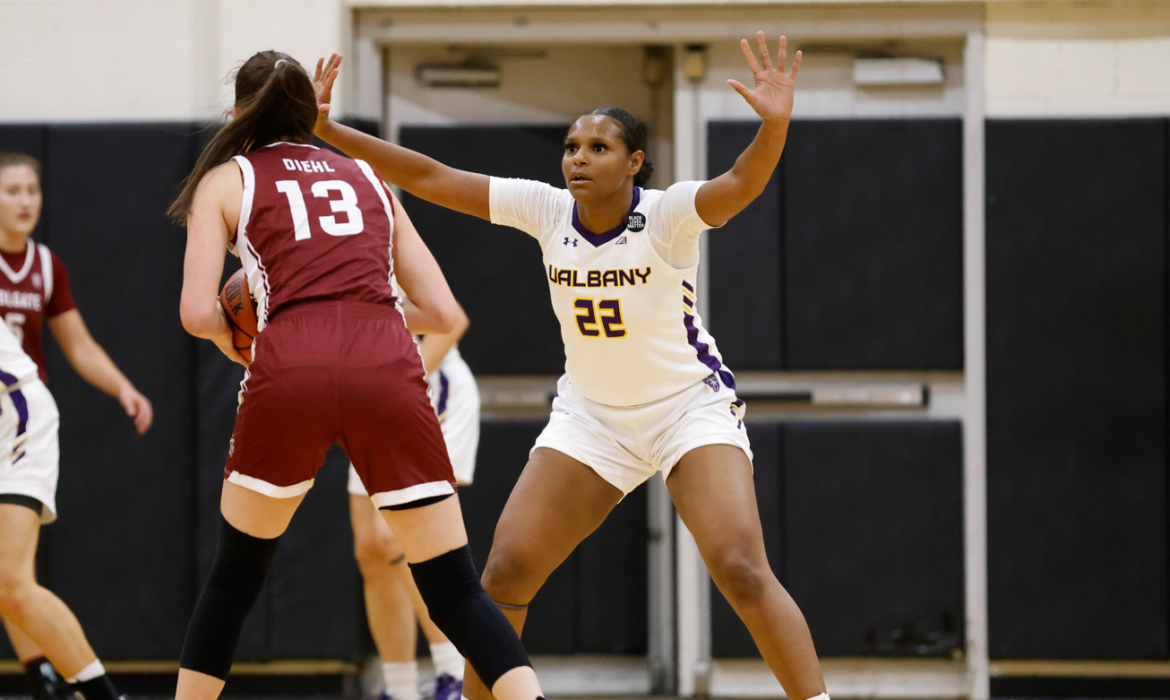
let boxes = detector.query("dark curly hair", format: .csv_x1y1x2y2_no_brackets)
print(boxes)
588,106,654,187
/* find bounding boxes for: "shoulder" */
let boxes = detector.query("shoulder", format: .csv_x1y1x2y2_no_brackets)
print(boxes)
491,177,570,201
645,181,708,221
200,160,244,194
489,177,572,233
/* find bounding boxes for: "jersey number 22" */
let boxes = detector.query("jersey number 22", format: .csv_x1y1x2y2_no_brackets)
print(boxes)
574,299,626,338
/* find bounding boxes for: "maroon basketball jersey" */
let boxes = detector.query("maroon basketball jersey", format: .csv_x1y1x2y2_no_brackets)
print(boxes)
0,243,76,384
232,143,397,329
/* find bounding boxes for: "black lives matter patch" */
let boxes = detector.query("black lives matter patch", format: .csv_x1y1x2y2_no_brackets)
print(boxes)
626,212,647,232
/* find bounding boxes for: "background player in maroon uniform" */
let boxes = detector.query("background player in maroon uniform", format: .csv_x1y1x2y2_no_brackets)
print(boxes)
0,154,153,700
169,52,546,700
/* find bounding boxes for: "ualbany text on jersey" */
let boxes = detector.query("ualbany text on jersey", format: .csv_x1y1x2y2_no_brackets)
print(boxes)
548,265,651,288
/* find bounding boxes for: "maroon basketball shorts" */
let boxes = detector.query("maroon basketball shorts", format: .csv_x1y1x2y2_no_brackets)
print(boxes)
224,300,455,508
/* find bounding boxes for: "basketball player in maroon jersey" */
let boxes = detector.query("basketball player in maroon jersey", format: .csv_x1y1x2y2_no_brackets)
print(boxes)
169,52,546,700
0,154,153,700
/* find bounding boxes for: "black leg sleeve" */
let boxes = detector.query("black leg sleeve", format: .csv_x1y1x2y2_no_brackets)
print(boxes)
180,515,280,680
410,545,532,690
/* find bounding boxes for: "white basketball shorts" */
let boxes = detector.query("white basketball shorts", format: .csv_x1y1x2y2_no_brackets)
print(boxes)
348,356,481,496
534,372,752,496
0,379,60,524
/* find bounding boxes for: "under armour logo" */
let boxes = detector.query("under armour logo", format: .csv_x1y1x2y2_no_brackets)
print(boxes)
615,236,627,245
563,237,578,247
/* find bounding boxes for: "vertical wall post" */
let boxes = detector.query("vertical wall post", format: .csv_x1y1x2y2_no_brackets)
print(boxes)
674,43,712,697
962,28,991,700
648,478,677,694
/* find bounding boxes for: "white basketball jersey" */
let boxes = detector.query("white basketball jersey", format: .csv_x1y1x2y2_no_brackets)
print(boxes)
0,319,39,389
491,177,733,407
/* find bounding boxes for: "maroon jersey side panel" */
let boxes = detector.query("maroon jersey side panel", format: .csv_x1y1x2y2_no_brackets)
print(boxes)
235,143,397,324
0,245,70,384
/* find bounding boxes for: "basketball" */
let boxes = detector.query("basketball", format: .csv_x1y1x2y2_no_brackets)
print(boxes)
219,268,257,362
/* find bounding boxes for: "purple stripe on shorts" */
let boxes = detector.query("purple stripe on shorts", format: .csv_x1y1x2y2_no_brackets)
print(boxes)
683,295,694,308
682,280,694,292
0,369,29,463
436,370,450,418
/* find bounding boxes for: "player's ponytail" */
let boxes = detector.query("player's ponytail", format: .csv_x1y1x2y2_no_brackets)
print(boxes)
589,107,655,187
168,51,317,224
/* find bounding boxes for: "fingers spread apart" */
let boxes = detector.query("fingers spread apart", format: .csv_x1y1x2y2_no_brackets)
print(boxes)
740,33,802,78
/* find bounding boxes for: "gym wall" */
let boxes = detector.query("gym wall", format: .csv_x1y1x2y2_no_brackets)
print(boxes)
706,116,1170,666
1,114,1168,665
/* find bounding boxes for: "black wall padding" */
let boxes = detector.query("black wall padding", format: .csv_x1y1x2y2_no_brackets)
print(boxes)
0,126,47,160
41,124,197,659
785,420,964,657
711,420,782,658
712,420,964,658
706,123,783,369
267,450,365,658
464,418,647,654
397,126,566,376
782,120,964,370
576,473,647,654
986,119,1168,660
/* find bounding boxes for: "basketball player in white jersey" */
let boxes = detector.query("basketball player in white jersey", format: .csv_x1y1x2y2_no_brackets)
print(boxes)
0,322,124,700
348,284,480,700
0,154,148,700
313,33,828,700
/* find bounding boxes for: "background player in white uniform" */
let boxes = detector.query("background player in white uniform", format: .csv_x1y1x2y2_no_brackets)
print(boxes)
347,284,480,700
0,323,124,700
0,154,151,700
314,34,826,700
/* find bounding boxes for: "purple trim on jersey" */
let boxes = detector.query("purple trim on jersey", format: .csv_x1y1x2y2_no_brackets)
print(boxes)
683,295,694,308
683,304,736,390
571,188,640,247
436,371,450,420
682,280,694,292
0,370,30,464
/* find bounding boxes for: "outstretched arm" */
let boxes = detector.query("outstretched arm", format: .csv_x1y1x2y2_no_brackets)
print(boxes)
313,55,491,221
48,311,154,435
696,33,802,228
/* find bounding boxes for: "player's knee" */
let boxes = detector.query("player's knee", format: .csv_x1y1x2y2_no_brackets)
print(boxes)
710,549,769,608
0,568,35,616
480,547,539,605
352,528,399,578
410,545,532,689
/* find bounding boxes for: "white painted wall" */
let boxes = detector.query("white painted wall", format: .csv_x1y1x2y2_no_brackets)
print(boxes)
0,0,209,121
0,0,349,122
986,0,1170,116
218,0,351,116
6,0,1170,122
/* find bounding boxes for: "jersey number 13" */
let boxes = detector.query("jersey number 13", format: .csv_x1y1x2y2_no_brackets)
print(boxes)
276,180,364,240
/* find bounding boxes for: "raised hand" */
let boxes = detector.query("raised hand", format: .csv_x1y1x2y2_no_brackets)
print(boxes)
312,53,343,133
728,32,802,124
